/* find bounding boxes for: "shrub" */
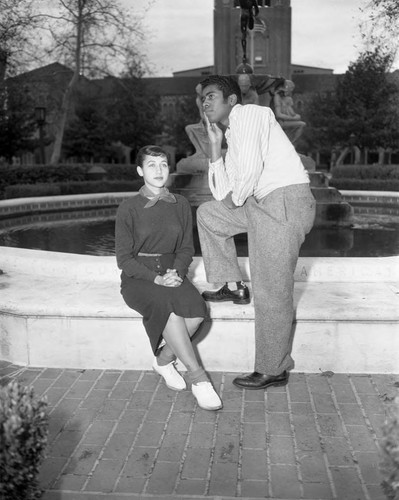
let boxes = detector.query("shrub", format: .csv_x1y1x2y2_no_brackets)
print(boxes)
0,164,141,198
329,178,399,191
0,381,49,500
4,183,62,199
331,165,399,181
100,164,140,181
58,179,143,195
380,397,399,500
0,164,87,192
3,179,144,199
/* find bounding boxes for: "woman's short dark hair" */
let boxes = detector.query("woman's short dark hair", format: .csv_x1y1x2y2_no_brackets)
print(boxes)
136,145,169,168
200,75,243,104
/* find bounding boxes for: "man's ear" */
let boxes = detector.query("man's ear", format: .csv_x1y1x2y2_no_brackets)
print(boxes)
228,94,238,106
137,166,143,177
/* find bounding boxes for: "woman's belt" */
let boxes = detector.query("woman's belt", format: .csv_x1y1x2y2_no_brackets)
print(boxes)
136,252,176,275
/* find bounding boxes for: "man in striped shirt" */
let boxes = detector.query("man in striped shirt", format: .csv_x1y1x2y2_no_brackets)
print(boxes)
196,75,316,390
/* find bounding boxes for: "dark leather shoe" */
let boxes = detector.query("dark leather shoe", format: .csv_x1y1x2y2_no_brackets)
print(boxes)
202,284,250,305
233,371,288,390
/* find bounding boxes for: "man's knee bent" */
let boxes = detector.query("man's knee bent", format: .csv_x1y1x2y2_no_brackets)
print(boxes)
197,202,216,226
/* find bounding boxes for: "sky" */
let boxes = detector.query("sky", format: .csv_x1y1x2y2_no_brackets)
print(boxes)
133,0,385,77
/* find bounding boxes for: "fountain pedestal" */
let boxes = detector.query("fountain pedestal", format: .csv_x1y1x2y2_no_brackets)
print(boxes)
175,122,210,174
308,171,354,227
168,162,354,228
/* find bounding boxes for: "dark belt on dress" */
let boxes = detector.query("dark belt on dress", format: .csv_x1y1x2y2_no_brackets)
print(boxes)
136,253,176,275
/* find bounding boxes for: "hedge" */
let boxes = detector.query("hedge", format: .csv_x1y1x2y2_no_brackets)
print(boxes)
329,178,399,191
0,163,140,197
3,180,144,199
331,164,399,180
2,163,398,199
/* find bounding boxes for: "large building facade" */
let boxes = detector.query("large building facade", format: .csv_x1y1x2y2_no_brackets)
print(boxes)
4,1,339,164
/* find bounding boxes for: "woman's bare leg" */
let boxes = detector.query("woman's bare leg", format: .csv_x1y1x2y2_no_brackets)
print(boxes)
161,313,201,372
184,317,204,337
159,316,203,364
156,314,222,410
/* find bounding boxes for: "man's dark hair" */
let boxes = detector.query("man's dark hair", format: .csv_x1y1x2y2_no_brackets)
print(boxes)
136,145,169,168
200,75,243,105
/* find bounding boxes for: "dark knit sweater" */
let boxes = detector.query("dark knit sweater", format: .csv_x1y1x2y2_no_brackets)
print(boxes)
115,192,194,281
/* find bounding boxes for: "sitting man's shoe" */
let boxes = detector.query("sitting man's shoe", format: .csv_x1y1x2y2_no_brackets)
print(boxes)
152,358,186,391
233,371,288,390
192,381,223,411
202,284,250,305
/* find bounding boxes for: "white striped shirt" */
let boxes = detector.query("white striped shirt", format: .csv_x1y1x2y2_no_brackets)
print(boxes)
208,104,309,206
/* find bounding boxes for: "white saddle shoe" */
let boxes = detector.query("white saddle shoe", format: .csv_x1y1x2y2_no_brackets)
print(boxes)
192,381,223,411
152,358,186,391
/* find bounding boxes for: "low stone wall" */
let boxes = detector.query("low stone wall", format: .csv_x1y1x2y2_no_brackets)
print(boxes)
1,247,398,373
0,192,135,219
1,246,398,284
341,190,399,213
1,190,397,219
1,193,398,373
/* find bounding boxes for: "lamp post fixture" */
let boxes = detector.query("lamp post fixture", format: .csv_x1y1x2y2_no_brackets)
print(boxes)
34,106,46,164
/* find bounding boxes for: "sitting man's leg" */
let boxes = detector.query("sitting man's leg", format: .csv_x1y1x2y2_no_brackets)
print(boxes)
196,200,250,304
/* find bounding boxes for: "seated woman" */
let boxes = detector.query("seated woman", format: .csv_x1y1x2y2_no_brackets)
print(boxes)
115,144,222,411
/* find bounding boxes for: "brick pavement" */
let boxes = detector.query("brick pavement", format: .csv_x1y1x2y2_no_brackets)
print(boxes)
1,360,398,500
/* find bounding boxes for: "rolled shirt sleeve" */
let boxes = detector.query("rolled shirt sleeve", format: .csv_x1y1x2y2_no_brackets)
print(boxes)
208,157,233,201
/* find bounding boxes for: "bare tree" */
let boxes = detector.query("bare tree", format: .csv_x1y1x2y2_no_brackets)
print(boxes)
360,0,399,68
40,0,149,164
0,0,43,78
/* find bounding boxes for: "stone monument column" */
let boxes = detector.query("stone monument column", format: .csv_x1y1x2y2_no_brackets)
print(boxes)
176,84,210,174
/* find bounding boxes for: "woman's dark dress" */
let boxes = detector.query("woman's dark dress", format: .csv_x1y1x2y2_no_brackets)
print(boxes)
115,192,207,354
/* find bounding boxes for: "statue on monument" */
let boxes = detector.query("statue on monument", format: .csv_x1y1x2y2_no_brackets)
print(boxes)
169,0,352,231
237,73,260,105
272,79,306,145
238,0,260,63
176,2,305,173
176,84,210,173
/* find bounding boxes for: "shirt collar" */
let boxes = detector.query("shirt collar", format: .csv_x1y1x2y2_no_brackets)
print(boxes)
229,104,242,123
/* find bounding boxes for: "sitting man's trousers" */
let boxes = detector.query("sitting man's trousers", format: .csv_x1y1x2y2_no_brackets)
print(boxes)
197,183,316,375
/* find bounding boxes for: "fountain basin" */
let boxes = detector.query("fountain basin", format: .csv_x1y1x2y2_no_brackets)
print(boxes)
1,192,398,257
0,193,398,374
1,250,398,374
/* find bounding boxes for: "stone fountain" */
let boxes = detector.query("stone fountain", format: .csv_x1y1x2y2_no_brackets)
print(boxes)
167,0,353,257
168,78,353,229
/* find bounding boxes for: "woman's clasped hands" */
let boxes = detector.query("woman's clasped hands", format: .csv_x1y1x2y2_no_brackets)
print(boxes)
154,268,183,287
